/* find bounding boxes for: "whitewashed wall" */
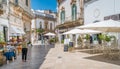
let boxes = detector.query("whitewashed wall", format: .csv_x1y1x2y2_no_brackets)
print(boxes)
84,0,120,24
36,18,45,29
48,21,55,30
58,0,80,25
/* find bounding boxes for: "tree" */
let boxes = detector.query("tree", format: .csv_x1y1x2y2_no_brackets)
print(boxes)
36,29,44,34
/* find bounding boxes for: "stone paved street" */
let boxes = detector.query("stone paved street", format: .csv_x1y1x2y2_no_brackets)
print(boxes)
40,43,120,69
0,43,120,69
0,44,55,69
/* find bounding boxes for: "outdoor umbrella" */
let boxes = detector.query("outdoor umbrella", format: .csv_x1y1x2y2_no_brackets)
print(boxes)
63,29,102,35
76,19,120,32
76,19,120,48
63,28,102,47
44,32,56,36
44,32,56,45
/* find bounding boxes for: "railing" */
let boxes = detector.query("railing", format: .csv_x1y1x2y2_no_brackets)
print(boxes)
60,13,81,23
35,11,54,18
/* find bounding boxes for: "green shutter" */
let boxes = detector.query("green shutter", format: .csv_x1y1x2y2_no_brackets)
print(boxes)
72,4,77,21
61,11,65,24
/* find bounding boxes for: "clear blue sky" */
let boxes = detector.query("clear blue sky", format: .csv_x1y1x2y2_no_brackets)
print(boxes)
31,0,57,12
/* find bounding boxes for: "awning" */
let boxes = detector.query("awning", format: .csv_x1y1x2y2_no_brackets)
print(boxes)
0,18,9,27
10,26,21,34
17,28,25,34
10,26,25,34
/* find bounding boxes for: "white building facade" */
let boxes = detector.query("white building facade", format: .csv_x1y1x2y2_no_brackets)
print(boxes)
32,10,56,40
84,0,120,24
84,0,120,45
56,0,84,42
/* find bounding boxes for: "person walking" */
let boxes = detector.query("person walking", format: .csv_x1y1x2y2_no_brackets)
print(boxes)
22,38,28,62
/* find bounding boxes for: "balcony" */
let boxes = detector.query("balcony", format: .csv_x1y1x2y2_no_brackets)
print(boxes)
0,0,7,15
35,12,56,21
56,16,83,29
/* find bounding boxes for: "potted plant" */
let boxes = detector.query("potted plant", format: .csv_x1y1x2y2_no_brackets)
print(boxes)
84,34,90,40
68,46,73,52
49,38,55,44
61,40,64,44
105,36,111,46
0,42,6,46
27,41,32,46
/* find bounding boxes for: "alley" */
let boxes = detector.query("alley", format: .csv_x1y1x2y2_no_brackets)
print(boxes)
0,44,55,69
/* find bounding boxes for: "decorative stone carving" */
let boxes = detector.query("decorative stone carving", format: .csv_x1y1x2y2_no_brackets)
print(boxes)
71,0,76,5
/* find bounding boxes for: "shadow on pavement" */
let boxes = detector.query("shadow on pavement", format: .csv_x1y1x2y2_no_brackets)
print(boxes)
30,44,55,69
84,54,120,66
0,44,55,69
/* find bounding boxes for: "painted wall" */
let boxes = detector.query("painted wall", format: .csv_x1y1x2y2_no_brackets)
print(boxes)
36,18,45,29
84,0,120,46
84,0,120,24
48,21,55,30
57,0,81,25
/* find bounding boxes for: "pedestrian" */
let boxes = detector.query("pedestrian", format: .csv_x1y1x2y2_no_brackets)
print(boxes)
22,38,28,62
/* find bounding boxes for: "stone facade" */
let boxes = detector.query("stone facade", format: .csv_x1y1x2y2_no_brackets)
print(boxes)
0,0,9,42
9,0,33,42
32,10,56,40
0,0,33,42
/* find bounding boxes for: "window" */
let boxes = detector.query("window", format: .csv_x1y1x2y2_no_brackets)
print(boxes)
39,22,42,29
15,0,18,5
60,11,65,24
26,0,28,6
72,4,77,21
50,23,52,30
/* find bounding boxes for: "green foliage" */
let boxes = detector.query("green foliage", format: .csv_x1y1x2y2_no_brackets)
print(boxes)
105,36,111,42
98,34,105,40
27,41,31,44
36,29,44,33
77,36,82,42
61,40,64,43
84,34,90,40
98,34,111,42
49,38,55,43
78,36,82,42
0,42,6,45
